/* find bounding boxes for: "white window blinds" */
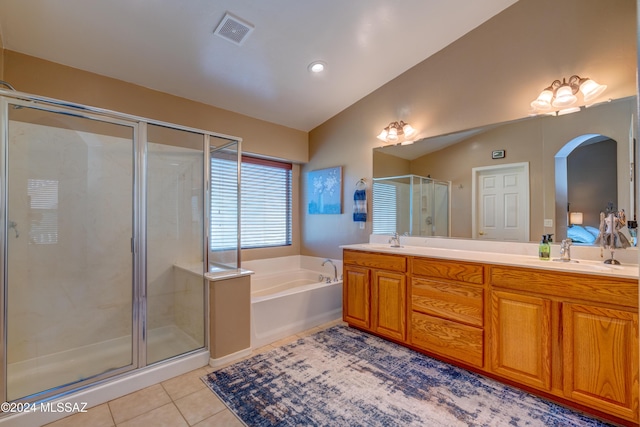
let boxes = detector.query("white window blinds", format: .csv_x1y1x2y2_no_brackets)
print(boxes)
210,155,239,251
372,182,397,235
210,155,292,250
27,178,59,244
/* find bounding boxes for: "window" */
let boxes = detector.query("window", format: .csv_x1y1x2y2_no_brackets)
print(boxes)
28,178,59,244
372,181,397,234
210,155,292,251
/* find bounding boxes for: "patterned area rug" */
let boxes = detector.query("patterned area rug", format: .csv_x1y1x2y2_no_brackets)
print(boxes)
202,325,613,427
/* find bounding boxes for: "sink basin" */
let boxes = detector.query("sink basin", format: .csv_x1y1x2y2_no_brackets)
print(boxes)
363,243,404,250
550,260,622,272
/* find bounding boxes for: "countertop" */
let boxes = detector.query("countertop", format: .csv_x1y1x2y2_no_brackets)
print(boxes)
341,243,639,280
173,262,254,281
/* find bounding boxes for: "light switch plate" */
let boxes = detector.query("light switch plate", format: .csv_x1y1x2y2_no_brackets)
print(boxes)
544,219,553,227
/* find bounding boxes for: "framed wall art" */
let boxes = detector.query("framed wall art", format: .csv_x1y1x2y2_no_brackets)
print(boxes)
308,166,342,214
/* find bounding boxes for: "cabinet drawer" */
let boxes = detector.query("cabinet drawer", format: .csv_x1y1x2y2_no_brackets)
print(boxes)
489,266,638,308
411,311,483,368
411,258,484,284
412,278,483,327
344,250,406,272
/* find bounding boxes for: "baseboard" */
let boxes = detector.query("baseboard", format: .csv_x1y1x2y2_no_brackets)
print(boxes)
209,347,252,369
251,309,342,348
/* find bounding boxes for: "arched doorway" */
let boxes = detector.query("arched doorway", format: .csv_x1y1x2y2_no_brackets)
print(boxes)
554,134,618,242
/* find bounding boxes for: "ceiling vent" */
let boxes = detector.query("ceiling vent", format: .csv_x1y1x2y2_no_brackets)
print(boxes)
214,13,254,46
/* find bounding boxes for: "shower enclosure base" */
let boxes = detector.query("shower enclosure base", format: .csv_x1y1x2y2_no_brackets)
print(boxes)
1,347,208,427
6,325,201,403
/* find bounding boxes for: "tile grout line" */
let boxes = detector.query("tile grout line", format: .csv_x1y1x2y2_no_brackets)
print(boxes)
106,402,117,427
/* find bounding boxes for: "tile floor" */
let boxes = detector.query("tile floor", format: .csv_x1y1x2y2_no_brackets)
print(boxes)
44,319,343,427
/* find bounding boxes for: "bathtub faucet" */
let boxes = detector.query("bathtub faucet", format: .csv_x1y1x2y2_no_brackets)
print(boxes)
322,259,338,282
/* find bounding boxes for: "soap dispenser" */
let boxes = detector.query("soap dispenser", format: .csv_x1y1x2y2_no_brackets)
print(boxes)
539,235,550,260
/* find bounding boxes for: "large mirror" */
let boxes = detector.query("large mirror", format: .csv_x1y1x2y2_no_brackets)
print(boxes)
373,96,637,244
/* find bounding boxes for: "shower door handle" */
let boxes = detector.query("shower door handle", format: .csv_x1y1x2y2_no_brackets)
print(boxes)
8,220,19,238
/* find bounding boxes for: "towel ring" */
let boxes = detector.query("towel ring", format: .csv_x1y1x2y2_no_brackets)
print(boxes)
355,178,366,190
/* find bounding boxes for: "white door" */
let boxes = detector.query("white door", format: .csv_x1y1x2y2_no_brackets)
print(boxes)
472,163,529,241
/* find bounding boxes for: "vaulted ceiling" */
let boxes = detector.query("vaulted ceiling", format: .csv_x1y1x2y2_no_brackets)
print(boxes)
0,0,518,131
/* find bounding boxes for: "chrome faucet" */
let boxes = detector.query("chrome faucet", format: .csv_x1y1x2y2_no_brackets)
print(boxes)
322,259,338,282
560,238,572,261
389,231,401,248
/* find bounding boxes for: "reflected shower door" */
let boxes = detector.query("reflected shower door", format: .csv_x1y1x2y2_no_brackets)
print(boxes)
146,124,205,364
433,181,450,236
5,106,135,400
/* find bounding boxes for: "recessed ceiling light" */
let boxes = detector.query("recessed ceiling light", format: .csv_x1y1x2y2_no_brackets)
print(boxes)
308,61,326,73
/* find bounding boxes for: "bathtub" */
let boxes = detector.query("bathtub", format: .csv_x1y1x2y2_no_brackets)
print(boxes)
243,256,343,348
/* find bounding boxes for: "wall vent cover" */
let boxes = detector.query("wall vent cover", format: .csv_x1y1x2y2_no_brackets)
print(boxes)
214,13,254,46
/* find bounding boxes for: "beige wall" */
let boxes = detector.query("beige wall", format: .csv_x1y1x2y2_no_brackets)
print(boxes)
0,31,4,81
305,0,637,259
373,151,410,178
209,276,251,359
1,50,307,261
3,52,308,162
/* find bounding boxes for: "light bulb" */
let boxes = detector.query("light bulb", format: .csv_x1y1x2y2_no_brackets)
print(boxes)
387,127,398,142
579,79,607,102
552,84,577,108
307,61,326,73
530,89,553,111
402,123,417,139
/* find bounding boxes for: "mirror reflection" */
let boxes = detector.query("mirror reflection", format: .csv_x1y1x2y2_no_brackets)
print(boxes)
372,97,637,244
372,175,450,237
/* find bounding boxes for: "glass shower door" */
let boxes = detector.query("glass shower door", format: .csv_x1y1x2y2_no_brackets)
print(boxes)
4,105,136,400
146,124,205,365
432,180,450,236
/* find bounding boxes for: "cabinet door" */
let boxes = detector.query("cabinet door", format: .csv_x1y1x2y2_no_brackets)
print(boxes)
563,303,639,422
372,270,406,341
490,290,552,391
343,265,371,329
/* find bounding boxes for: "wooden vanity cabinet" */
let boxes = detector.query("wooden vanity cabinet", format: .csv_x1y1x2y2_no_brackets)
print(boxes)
490,290,552,391
343,264,371,329
489,265,639,423
409,258,485,368
342,249,639,424
563,302,638,422
372,269,406,341
343,250,407,341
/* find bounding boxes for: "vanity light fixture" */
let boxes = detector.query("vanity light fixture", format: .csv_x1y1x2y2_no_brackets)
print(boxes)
376,121,417,144
530,75,607,114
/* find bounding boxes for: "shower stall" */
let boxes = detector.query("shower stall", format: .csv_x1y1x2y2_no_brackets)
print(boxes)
372,174,451,237
0,89,241,408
